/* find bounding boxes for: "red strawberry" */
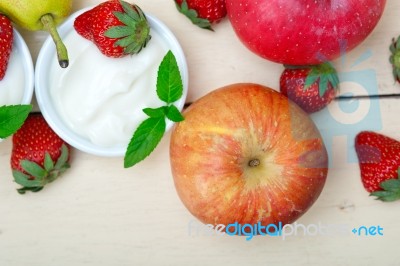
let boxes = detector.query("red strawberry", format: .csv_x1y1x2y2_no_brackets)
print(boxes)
175,0,227,30
74,0,151,58
279,62,339,113
355,131,400,201
11,113,71,194
389,35,400,83
0,14,13,80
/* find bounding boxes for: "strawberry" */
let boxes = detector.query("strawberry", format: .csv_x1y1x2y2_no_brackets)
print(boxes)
11,113,71,194
389,35,400,83
74,0,151,58
279,62,339,113
0,14,13,80
355,131,400,201
175,0,227,30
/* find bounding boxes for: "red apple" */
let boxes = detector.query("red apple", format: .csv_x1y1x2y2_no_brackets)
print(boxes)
226,0,386,65
170,83,328,228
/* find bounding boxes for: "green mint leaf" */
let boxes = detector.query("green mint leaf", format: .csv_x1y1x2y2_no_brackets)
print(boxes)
124,117,166,168
0,105,32,139
143,106,167,118
157,50,183,104
166,105,185,122
124,51,185,168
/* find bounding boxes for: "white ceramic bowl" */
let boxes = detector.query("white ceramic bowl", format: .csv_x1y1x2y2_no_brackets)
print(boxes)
35,8,188,157
0,28,34,142
0,28,34,105
15,29,35,105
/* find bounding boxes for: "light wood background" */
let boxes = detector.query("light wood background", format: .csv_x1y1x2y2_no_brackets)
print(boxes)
1,0,400,265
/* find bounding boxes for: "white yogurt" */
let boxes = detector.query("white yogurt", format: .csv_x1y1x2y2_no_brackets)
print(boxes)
49,29,169,147
0,46,25,105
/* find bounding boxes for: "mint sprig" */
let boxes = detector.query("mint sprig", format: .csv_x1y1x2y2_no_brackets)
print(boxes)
0,105,32,139
124,50,184,168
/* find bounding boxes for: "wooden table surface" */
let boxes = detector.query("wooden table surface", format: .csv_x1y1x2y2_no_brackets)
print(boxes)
1,1,400,265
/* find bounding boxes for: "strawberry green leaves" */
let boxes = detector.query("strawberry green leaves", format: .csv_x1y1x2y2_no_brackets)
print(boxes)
13,144,70,194
283,62,339,98
304,62,339,97
124,50,184,168
389,35,400,83
103,0,151,55
0,105,32,139
175,0,213,31
370,168,400,202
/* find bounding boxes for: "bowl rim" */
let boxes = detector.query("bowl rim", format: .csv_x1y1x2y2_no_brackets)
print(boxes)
0,28,33,143
35,7,189,157
13,28,34,105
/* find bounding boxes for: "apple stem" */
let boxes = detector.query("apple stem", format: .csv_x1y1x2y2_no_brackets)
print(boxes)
41,14,69,68
248,159,260,167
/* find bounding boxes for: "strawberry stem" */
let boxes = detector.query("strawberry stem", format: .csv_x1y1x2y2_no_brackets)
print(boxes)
41,14,69,68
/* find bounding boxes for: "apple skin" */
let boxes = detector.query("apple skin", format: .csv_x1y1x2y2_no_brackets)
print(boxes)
226,0,386,65
170,83,328,228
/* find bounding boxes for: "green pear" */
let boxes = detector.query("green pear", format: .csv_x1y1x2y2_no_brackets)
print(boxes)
0,0,72,68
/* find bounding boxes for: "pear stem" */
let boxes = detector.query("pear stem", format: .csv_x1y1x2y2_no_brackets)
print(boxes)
41,14,68,68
